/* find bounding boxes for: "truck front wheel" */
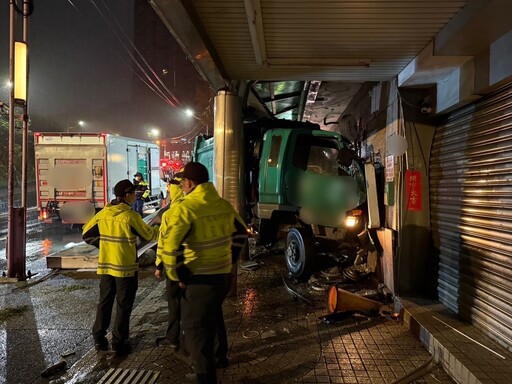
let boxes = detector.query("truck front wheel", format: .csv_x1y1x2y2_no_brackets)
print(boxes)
285,228,315,279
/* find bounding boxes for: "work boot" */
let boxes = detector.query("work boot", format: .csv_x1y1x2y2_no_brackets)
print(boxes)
155,336,179,349
112,341,132,357
94,338,109,352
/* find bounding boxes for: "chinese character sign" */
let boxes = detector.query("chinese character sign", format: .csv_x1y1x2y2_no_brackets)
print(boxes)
406,170,422,211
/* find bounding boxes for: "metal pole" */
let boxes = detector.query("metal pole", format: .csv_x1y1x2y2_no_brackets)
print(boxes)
19,0,29,277
7,0,28,280
21,0,29,208
7,0,17,277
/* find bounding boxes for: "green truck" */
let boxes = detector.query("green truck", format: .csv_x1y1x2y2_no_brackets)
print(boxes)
193,118,367,278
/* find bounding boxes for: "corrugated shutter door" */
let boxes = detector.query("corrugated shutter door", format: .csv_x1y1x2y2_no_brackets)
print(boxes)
430,84,512,351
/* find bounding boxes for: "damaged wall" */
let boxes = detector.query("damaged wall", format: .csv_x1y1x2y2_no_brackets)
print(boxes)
338,80,438,297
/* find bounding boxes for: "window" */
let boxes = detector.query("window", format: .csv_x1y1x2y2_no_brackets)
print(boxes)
293,135,340,176
268,135,282,167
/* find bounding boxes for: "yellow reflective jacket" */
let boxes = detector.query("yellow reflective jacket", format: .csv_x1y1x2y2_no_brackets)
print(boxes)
135,180,150,200
82,201,159,277
157,178,184,269
157,182,245,281
168,181,183,203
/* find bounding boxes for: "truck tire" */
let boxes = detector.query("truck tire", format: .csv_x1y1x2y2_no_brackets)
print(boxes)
285,227,315,279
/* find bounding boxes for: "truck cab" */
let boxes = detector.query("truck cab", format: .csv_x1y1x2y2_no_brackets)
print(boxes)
194,118,367,279
248,123,367,278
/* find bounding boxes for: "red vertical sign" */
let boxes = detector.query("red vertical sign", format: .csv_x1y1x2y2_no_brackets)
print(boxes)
406,170,422,211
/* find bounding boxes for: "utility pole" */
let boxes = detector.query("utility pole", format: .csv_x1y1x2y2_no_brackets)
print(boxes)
7,0,31,280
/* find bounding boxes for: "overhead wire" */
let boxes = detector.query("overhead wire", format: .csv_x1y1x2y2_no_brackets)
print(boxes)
66,0,168,104
97,0,181,106
88,0,179,107
168,103,213,141
65,0,180,108
67,0,215,142
169,106,210,141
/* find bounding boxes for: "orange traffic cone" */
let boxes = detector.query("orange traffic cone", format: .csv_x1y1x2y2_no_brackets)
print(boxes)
327,285,382,314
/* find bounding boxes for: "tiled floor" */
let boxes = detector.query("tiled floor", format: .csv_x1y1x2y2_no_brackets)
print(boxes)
61,255,455,383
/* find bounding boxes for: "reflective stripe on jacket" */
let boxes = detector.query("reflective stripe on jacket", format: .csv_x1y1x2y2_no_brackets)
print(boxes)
157,182,242,281
82,202,159,277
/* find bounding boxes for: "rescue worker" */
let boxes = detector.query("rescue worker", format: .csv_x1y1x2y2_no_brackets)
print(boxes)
154,169,184,349
166,168,184,205
83,179,159,356
132,172,149,215
157,162,247,384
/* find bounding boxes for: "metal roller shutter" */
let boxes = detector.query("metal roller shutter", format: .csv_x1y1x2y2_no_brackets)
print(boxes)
430,84,512,351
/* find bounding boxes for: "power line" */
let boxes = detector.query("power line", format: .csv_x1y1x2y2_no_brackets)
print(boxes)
97,0,181,106
66,0,180,107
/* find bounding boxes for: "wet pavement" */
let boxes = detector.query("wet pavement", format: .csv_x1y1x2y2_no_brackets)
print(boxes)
0,266,161,384
52,255,455,384
1,216,510,383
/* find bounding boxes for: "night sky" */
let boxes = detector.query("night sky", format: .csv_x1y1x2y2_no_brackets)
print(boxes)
0,0,207,139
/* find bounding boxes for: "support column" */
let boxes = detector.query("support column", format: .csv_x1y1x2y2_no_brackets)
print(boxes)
213,90,245,297
213,90,244,215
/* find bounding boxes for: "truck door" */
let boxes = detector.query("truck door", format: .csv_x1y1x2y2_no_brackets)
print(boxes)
259,133,284,204
149,146,161,196
127,145,139,179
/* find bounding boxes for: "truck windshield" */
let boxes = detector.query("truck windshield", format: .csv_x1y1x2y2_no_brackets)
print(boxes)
293,135,341,176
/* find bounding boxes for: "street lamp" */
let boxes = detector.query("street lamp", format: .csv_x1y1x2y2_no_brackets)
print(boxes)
147,127,160,139
67,120,86,132
184,108,209,135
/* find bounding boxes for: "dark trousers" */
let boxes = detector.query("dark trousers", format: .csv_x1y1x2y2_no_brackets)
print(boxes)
92,274,138,346
132,199,144,215
165,278,182,344
214,274,231,361
181,274,230,384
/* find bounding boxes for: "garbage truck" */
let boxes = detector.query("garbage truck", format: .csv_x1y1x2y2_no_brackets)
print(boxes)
193,118,368,278
34,132,165,224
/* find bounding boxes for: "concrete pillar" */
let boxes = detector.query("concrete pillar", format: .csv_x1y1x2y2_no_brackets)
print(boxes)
213,90,245,215
214,90,245,297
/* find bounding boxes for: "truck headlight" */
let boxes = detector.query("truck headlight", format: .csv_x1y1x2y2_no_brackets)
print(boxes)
345,216,357,228
343,209,363,228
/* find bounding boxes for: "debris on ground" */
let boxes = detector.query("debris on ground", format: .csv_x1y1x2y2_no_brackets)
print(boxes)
240,261,262,271
61,350,76,358
282,276,316,306
41,360,67,378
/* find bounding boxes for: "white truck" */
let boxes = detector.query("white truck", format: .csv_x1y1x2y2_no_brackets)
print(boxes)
34,132,165,224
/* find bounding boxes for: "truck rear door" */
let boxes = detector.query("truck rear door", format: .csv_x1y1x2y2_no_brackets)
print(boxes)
34,134,107,223
149,146,161,196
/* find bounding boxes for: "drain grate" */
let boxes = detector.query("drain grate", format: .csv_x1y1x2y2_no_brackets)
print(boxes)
97,368,160,384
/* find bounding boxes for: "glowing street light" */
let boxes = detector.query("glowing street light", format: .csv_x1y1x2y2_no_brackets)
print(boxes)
67,120,86,132
147,127,160,138
184,108,209,135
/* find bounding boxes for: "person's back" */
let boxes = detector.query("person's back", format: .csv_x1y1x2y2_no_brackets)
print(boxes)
85,202,156,276
83,179,159,356
157,162,245,384
173,182,234,277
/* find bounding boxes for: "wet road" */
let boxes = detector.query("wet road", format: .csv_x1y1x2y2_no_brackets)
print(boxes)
0,220,161,384
0,221,84,274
